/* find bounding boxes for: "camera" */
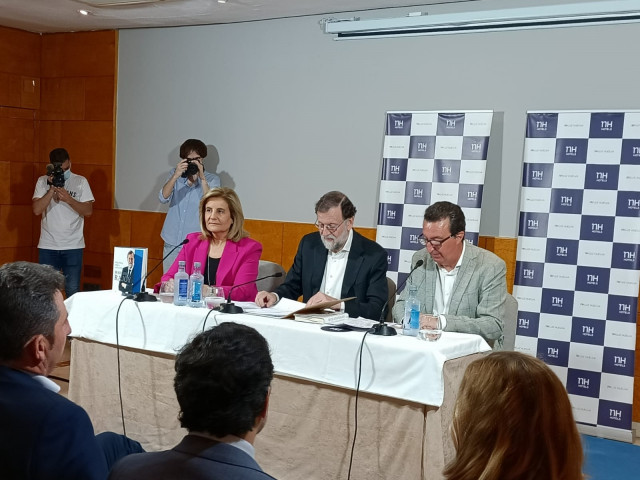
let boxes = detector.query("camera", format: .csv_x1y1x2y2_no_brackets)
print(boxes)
181,158,200,178
47,163,66,188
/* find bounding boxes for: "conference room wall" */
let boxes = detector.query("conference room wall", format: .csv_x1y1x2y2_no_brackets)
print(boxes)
115,14,640,238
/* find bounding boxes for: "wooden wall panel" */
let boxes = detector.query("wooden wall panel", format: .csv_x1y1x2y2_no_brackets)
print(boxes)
129,211,165,260
281,223,317,270
244,219,284,265
20,76,40,110
39,121,114,166
10,161,34,206
0,162,9,205
77,164,113,211
84,209,132,256
84,77,115,121
0,246,35,265
0,26,40,77
0,114,37,163
41,31,116,78
485,237,518,293
0,205,33,248
40,77,85,120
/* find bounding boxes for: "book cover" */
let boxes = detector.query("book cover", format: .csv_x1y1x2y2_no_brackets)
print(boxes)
112,247,148,294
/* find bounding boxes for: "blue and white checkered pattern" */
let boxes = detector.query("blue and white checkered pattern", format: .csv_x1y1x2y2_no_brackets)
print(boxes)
514,111,640,441
376,111,494,286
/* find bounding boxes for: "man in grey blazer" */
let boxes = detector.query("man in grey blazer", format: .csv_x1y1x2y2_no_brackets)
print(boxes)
109,322,276,480
392,202,507,349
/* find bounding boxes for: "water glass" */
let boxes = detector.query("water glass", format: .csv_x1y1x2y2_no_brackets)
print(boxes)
158,280,174,303
418,314,442,342
204,286,225,310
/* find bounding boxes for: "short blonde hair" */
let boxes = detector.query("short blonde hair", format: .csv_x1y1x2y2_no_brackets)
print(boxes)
444,351,584,480
199,187,249,243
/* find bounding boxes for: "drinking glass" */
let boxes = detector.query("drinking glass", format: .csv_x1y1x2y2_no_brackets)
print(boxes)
158,280,174,303
418,314,442,342
204,286,225,310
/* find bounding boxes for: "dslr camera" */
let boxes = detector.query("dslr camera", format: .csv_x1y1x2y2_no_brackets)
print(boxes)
47,163,66,188
181,158,200,178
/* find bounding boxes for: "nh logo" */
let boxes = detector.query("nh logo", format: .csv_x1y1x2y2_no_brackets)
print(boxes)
610,409,622,419
552,296,563,307
409,234,420,244
442,166,452,175
614,356,627,366
578,377,589,388
587,274,598,284
565,145,577,155
532,170,544,179
386,210,396,219
601,120,613,130
582,326,594,336
561,196,573,206
446,119,456,128
592,223,603,232
536,121,548,130
523,268,535,279
390,165,400,174
633,146,640,156
556,246,568,256
623,251,636,261
467,191,477,200
413,188,423,198
518,318,529,328
528,219,539,228
628,199,640,208
417,142,428,151
596,171,608,181
394,120,403,128
548,347,558,358
619,303,632,314
471,142,482,152
387,255,392,264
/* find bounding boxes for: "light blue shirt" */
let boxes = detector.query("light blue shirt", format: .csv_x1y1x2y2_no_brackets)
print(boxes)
159,169,220,246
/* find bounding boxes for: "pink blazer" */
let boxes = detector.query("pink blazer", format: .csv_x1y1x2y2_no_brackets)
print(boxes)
160,232,262,301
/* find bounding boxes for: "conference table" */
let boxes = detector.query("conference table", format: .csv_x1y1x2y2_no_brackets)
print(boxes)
66,290,491,480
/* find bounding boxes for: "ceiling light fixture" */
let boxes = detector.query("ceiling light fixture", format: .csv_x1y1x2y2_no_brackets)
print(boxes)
78,9,90,15
217,0,227,3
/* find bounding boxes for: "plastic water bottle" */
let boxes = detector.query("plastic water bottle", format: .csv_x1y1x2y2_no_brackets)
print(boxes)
173,261,189,306
188,261,204,308
403,285,420,337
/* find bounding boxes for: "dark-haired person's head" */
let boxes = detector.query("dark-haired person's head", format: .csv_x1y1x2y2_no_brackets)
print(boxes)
0,262,69,374
422,201,466,270
49,148,70,165
314,191,357,253
179,139,207,160
444,351,583,480
174,322,273,440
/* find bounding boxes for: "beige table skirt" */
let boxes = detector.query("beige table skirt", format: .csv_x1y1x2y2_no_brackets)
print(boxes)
69,338,484,480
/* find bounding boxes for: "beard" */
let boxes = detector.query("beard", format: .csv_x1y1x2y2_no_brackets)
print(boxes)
321,233,347,253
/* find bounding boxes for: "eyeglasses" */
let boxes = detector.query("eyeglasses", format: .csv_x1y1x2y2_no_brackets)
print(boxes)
418,234,455,249
315,218,346,234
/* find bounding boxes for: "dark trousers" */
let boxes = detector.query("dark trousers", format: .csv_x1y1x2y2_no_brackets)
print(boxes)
96,432,145,470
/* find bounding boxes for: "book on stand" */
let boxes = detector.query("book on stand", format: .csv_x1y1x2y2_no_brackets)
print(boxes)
112,247,148,295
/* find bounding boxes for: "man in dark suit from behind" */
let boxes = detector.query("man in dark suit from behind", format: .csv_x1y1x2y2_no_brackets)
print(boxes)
109,322,277,480
0,261,143,480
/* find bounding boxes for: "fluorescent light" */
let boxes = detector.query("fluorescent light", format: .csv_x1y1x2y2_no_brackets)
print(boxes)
78,9,90,16
324,0,640,39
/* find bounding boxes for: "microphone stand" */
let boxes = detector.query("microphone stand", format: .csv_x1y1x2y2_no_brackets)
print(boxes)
369,259,424,336
219,272,284,314
128,238,189,302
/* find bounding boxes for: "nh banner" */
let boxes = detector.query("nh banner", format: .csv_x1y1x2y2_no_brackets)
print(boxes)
514,110,640,442
376,111,494,285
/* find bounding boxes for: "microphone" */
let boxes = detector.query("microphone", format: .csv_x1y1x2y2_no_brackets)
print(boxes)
128,238,189,302
369,259,424,336
219,271,284,314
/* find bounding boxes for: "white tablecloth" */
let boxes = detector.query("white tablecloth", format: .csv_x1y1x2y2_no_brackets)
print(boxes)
66,290,490,406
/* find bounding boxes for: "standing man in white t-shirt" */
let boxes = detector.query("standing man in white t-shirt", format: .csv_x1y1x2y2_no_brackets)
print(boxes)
32,148,95,297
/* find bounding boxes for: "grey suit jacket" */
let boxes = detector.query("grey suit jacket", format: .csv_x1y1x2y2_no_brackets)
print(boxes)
392,242,507,349
108,434,276,480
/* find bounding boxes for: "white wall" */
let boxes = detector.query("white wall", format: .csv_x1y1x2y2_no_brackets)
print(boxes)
115,11,640,236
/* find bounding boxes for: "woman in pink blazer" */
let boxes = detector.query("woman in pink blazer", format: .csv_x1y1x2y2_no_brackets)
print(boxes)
161,187,262,301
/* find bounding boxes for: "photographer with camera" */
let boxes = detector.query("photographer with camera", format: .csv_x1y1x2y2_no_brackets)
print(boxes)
32,148,94,298
159,139,220,272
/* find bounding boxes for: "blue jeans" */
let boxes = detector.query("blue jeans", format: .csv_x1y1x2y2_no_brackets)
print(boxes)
38,248,84,297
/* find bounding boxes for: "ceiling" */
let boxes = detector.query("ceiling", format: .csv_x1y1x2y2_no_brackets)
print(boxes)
0,0,610,34
0,0,475,33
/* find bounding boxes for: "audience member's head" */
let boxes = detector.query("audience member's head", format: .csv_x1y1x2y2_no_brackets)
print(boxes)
179,138,207,160
444,351,583,480
49,147,70,164
0,261,69,374
174,322,273,442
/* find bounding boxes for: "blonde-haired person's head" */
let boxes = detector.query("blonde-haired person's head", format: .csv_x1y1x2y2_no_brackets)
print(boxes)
444,351,583,480
199,187,249,243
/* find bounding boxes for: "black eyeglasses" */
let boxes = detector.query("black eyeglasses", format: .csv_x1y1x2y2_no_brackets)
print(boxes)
315,218,346,234
418,234,455,249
